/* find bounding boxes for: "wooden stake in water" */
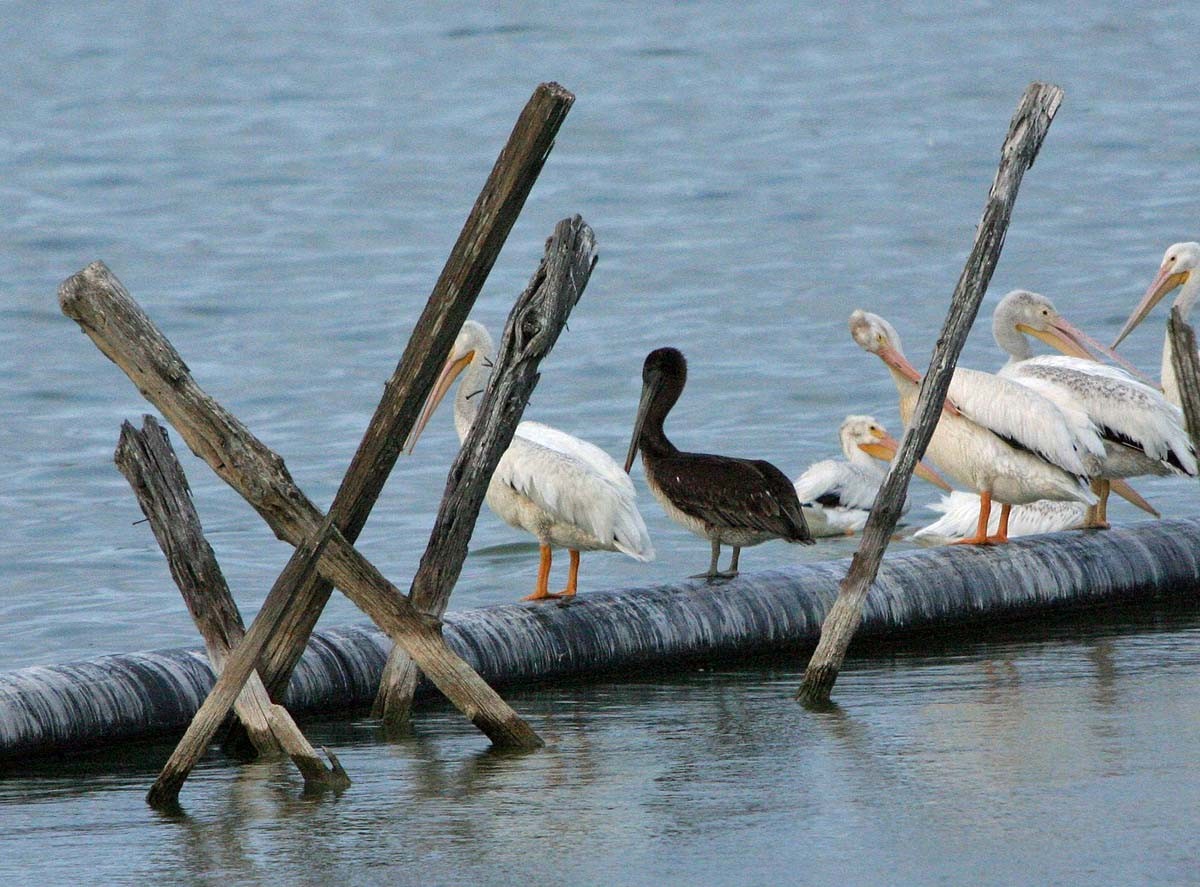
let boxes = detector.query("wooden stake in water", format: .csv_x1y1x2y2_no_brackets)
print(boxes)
795,81,1065,707
374,216,597,729
1168,306,1200,457
115,416,348,790
254,80,576,700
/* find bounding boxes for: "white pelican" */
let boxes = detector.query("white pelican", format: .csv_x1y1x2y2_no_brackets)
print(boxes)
625,347,812,580
1111,241,1200,408
849,310,1103,544
914,492,1086,541
992,290,1195,526
793,415,951,536
406,320,654,601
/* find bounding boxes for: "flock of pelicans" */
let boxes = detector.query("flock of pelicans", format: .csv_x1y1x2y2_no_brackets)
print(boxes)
404,242,1200,601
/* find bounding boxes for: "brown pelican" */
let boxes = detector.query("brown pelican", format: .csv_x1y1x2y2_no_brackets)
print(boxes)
406,320,654,601
850,310,1103,544
624,347,813,580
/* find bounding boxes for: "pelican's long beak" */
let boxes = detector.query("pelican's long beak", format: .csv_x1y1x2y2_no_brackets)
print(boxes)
1112,263,1191,349
1021,314,1156,383
858,431,952,490
878,344,963,418
402,351,473,454
1110,478,1159,517
624,376,658,473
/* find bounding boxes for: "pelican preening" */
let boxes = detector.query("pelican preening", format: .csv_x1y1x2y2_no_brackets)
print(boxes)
849,310,1103,545
793,415,951,537
992,290,1195,525
1111,241,1200,408
625,347,813,580
406,321,654,601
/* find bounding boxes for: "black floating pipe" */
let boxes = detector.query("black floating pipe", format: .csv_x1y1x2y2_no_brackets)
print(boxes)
2,519,1199,762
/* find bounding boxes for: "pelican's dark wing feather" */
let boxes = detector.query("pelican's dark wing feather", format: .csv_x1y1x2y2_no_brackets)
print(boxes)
649,451,813,543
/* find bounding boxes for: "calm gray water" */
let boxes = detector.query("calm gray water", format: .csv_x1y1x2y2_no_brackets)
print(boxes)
2,1,1198,884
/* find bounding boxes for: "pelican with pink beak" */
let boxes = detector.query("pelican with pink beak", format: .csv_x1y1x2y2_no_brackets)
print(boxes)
1111,241,1200,409
404,320,654,601
991,290,1194,527
793,414,951,537
849,309,1103,544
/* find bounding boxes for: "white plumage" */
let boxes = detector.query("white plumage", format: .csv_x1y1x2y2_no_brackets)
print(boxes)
849,310,1103,544
914,491,1085,541
992,289,1195,525
1111,241,1200,409
406,321,653,600
793,414,948,536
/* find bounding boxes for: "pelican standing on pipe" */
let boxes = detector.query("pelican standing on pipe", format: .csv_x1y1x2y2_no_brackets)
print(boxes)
1111,241,1200,408
992,290,1195,526
624,347,813,580
793,415,951,537
405,320,654,601
849,310,1103,545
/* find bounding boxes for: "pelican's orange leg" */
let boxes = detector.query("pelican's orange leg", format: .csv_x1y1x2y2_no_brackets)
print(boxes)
1084,479,1110,529
556,549,581,597
986,503,1012,544
953,490,993,545
521,544,557,601
1096,479,1112,528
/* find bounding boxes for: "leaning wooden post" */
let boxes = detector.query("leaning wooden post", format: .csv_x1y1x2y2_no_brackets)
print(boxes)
255,81,574,700
795,81,1065,707
146,517,338,809
375,216,597,728
115,416,348,789
1168,306,1200,457
60,262,544,769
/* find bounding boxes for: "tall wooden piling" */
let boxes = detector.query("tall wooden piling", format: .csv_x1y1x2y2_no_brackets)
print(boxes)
795,81,1065,707
374,216,598,729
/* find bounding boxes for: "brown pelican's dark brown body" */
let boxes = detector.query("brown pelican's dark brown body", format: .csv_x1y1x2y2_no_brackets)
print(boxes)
625,347,813,580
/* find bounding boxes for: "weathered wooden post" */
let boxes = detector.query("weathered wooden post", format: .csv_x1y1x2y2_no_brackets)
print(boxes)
1168,306,1200,456
795,81,1065,707
374,216,597,729
115,416,348,788
60,259,549,808
146,516,338,808
254,81,575,701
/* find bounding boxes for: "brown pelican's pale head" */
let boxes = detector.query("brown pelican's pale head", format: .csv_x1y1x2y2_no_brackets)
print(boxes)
1112,241,1200,348
403,320,490,454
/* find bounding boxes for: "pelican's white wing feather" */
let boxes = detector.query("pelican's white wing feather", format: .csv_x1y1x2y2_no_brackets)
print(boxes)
948,367,1105,476
1000,356,1195,474
500,422,654,561
913,491,1085,540
793,459,893,513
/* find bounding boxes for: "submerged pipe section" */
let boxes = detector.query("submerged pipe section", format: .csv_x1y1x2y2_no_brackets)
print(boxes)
3,518,1200,761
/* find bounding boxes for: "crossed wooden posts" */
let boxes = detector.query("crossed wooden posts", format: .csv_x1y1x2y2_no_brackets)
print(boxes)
60,83,587,808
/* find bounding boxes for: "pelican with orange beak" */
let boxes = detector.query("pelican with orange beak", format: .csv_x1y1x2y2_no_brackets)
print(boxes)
849,309,1103,544
1111,241,1200,409
404,320,654,601
991,290,1193,527
793,414,951,537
